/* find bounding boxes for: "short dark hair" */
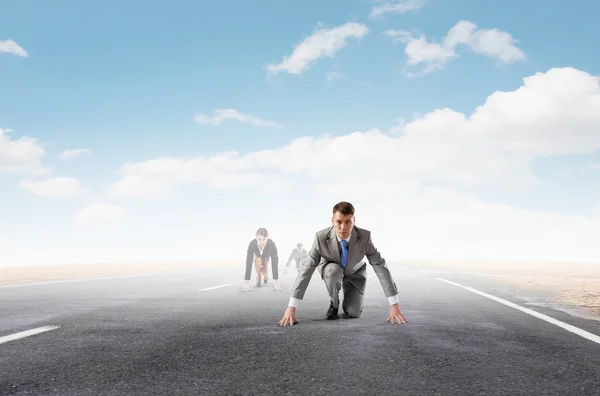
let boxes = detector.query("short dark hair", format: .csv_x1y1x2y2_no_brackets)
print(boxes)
296,243,303,248
256,228,269,237
333,201,354,216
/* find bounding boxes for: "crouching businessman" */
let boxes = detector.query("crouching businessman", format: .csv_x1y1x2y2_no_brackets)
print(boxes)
278,201,408,326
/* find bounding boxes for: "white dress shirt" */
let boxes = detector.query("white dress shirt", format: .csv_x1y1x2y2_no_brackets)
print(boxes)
288,232,399,308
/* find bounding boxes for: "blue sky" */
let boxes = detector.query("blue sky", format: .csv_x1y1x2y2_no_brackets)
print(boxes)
2,0,600,266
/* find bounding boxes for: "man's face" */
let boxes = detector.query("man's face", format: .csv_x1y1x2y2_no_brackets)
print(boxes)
332,211,354,240
256,235,268,249
296,246,303,251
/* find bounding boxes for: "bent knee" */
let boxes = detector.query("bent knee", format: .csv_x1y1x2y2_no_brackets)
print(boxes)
324,263,342,277
344,306,363,318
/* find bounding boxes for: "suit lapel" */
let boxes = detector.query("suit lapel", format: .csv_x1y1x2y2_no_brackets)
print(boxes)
347,226,360,266
327,227,341,264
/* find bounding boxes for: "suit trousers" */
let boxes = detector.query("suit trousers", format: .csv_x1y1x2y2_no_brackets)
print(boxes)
253,255,269,283
294,258,305,271
323,262,367,318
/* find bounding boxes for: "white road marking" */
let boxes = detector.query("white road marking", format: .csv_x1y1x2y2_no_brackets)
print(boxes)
198,284,233,292
437,278,600,346
0,325,60,345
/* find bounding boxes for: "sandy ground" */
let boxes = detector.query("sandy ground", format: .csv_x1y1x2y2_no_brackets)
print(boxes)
400,260,600,320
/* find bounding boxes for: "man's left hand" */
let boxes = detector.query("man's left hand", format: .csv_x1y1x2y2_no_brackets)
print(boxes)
387,304,408,324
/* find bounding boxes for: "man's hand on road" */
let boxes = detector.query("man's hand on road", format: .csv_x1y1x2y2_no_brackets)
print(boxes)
387,304,408,324
279,306,298,326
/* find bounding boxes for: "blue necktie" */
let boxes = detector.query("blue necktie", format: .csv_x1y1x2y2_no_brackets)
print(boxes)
340,240,348,269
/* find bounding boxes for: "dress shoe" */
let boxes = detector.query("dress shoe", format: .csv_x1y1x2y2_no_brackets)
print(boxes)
326,301,339,320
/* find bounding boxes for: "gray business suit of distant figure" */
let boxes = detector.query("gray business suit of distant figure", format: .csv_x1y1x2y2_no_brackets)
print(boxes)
284,243,309,274
290,225,398,318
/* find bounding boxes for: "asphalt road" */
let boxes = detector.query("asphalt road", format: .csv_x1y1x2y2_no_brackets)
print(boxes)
1,264,600,396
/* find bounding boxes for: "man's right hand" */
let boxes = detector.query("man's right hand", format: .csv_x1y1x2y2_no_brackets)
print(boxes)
278,306,298,326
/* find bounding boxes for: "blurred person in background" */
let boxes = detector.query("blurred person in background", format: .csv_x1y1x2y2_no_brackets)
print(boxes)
284,243,308,275
241,227,282,292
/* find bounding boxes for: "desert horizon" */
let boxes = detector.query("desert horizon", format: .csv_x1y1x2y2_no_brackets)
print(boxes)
3,258,599,321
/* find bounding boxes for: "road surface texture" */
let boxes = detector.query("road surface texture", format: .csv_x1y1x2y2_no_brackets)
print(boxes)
1,264,600,395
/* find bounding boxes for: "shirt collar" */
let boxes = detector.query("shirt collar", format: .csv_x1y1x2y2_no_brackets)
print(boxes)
336,233,351,243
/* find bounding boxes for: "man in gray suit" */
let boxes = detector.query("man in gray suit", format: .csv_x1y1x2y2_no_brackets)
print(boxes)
278,201,408,326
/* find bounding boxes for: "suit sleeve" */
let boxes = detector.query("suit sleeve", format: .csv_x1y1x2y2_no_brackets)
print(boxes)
365,232,398,297
290,233,322,299
270,240,279,280
244,241,254,280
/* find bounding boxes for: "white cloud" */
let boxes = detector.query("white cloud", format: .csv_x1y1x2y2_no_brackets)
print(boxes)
75,202,127,227
0,128,49,175
266,22,369,75
59,148,92,160
564,162,600,173
193,108,281,128
5,67,600,264
326,65,344,82
388,117,406,135
0,39,28,57
100,67,600,261
370,0,427,19
353,186,600,262
110,67,600,196
108,174,175,199
446,21,525,63
593,204,600,220
108,154,292,199
19,177,89,198
327,71,343,82
385,30,455,74
385,20,525,76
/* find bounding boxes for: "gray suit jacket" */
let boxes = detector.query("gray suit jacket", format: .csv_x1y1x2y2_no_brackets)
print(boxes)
290,225,398,300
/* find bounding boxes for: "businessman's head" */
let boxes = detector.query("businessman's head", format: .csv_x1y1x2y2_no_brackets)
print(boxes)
332,201,355,240
296,243,303,251
255,227,269,249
